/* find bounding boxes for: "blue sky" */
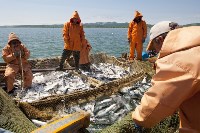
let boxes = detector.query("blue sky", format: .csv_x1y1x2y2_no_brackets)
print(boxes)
0,0,200,26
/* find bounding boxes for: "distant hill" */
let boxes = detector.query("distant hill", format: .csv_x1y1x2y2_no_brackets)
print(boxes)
0,22,198,28
0,22,152,28
84,22,129,28
0,22,129,28
0,24,63,28
183,23,200,27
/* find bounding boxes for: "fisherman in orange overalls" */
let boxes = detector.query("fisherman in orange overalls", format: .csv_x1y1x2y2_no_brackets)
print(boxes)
57,11,85,72
2,32,33,94
127,11,147,60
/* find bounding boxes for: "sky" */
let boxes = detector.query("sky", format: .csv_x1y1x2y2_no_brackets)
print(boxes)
0,0,200,26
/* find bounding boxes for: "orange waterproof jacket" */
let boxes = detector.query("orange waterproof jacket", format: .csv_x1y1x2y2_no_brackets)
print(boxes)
79,39,91,65
2,33,31,69
63,11,85,51
132,26,200,132
127,11,147,42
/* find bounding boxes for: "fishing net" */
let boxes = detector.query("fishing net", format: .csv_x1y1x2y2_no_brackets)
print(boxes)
99,112,179,133
20,53,149,111
0,53,161,132
0,88,37,133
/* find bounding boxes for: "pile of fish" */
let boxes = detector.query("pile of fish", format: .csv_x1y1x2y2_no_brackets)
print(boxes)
65,77,151,132
18,71,90,102
87,63,130,82
12,62,151,132
15,63,130,102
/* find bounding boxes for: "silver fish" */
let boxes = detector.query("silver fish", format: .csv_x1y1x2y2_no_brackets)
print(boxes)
31,119,47,126
96,104,116,118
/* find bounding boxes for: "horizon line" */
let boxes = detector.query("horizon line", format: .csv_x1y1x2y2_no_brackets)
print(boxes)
0,22,199,27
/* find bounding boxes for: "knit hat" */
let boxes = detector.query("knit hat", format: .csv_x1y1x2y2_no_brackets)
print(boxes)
8,32,21,44
146,21,179,51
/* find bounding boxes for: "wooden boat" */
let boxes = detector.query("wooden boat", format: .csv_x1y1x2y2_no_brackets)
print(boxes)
0,53,161,132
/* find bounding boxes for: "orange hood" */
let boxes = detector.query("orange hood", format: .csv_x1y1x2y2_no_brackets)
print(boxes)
71,11,80,19
134,11,143,19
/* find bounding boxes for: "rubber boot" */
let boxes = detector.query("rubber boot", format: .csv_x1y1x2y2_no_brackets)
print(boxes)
56,49,71,70
73,51,80,70
73,51,81,74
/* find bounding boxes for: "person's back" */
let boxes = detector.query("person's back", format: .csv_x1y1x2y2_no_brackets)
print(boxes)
132,26,200,132
79,39,92,71
158,26,200,131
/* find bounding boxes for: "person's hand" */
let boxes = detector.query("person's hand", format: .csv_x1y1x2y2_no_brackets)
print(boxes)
134,123,142,132
142,38,145,43
13,50,25,57
13,51,20,57
86,44,91,50
128,38,131,43
131,121,143,132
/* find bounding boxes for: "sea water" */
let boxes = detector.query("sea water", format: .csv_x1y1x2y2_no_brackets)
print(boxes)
0,28,150,62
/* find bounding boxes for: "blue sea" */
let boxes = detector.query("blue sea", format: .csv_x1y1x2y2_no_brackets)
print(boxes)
0,28,150,62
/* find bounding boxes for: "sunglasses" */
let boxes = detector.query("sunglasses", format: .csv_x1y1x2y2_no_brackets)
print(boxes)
10,41,20,45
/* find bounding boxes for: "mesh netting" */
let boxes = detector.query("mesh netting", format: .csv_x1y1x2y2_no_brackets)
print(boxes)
0,53,157,132
99,112,179,133
0,88,37,133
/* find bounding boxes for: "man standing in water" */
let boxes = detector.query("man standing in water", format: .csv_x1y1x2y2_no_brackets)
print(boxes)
2,32,33,94
132,21,200,132
57,11,85,72
127,11,147,60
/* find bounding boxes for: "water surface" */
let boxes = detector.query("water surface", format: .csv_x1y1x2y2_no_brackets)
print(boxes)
0,28,149,62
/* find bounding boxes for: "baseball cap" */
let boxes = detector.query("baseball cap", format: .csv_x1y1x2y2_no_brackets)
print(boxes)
146,21,179,51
